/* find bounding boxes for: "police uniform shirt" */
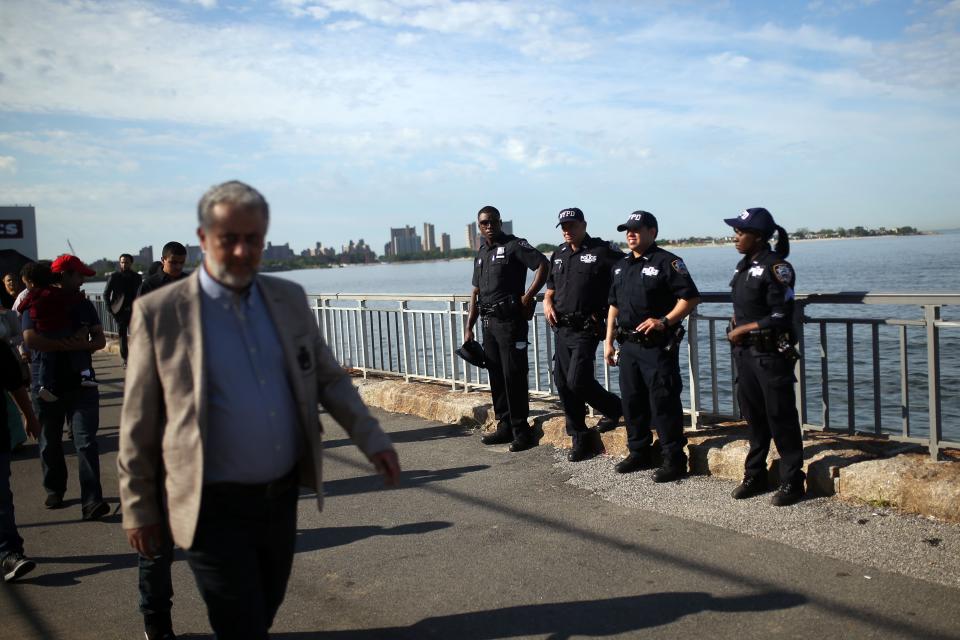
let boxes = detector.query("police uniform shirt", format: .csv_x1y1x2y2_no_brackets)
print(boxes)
546,235,625,316
472,233,547,305
730,246,795,330
607,243,699,329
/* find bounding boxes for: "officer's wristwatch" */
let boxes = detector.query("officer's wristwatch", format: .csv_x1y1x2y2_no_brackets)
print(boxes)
660,316,670,327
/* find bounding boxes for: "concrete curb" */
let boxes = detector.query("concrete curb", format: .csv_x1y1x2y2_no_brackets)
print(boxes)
353,376,960,523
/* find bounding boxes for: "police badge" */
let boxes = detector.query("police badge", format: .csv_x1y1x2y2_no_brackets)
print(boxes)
773,263,793,284
671,259,689,275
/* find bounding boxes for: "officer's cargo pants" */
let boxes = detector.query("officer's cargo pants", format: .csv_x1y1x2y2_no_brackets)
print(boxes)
482,316,531,438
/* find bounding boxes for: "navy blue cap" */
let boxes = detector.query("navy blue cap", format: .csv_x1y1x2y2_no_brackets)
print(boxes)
617,210,658,232
724,207,776,238
556,207,585,227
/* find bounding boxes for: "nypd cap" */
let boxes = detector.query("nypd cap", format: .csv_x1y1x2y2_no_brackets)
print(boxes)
556,207,585,227
724,207,776,238
617,210,658,232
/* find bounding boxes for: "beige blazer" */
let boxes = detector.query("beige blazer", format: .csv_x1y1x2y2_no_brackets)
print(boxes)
117,271,392,549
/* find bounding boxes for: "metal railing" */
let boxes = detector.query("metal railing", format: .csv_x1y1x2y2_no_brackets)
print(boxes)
90,291,959,459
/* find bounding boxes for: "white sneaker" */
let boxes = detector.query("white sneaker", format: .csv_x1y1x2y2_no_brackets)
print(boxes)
38,387,58,402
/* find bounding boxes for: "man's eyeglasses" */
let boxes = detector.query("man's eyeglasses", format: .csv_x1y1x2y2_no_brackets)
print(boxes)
478,219,499,227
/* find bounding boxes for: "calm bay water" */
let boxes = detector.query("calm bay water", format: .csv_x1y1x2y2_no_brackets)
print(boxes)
86,232,959,441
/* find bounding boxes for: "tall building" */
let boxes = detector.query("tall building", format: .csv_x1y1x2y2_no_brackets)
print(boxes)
0,205,38,260
422,223,436,252
440,232,451,253
135,245,154,266
465,222,477,250
384,225,421,257
502,220,513,235
263,241,295,261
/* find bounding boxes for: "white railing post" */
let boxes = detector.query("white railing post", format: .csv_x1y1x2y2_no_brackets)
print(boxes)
358,299,368,378
399,300,410,382
924,304,943,460
448,299,459,391
686,311,700,430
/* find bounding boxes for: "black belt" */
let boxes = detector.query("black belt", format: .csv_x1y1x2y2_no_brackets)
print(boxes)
479,298,521,321
203,467,298,500
616,328,667,348
556,312,596,331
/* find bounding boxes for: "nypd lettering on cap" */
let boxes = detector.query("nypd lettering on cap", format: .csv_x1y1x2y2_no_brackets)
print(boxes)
739,210,751,220
559,209,579,220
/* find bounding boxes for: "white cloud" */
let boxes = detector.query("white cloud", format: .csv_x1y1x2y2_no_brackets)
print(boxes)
708,52,751,68
0,156,16,173
395,31,422,46
503,137,577,169
183,0,217,8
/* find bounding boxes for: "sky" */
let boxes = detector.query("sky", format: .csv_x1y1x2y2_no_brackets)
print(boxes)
1,0,958,261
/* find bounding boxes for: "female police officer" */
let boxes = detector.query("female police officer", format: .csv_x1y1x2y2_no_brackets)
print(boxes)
724,207,805,507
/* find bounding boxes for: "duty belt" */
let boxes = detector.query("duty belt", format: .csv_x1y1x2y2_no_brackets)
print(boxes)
740,327,800,362
616,323,686,351
556,312,597,331
479,298,521,321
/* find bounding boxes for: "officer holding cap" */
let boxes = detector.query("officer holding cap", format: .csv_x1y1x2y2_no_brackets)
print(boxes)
724,207,805,506
603,211,699,480
465,206,549,452
544,208,625,462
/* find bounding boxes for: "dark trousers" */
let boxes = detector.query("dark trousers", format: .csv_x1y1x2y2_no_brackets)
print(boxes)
553,327,621,443
482,316,531,438
114,309,132,362
734,346,805,484
0,451,24,562
139,474,174,627
618,341,687,463
185,475,299,639
37,387,103,507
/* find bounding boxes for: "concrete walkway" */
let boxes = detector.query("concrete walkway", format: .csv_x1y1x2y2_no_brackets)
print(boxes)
1,353,959,639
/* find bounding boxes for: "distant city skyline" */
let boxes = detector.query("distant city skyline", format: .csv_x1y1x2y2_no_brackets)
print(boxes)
1,1,957,260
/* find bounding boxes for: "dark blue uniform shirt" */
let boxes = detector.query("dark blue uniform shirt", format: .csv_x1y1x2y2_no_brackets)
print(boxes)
607,243,699,329
730,246,795,330
546,235,624,316
472,232,547,305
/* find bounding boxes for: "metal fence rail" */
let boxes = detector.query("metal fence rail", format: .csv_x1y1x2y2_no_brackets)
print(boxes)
90,291,959,459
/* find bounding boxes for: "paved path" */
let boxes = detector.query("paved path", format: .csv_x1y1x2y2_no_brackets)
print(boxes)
2,354,959,639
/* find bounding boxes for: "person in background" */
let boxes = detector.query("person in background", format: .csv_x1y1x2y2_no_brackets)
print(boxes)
604,211,700,481
103,253,142,367
724,207,806,507
542,207,624,462
22,255,109,520
0,274,18,311
138,244,188,297
0,342,41,582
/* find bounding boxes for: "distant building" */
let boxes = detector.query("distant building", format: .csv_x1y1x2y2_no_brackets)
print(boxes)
465,222,478,251
422,223,436,252
263,241,295,261
501,220,513,235
440,232,451,253
384,226,421,257
135,245,154,266
0,205,38,260
185,244,203,265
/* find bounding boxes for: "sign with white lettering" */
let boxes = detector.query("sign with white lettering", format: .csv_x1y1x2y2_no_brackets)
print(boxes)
0,220,23,239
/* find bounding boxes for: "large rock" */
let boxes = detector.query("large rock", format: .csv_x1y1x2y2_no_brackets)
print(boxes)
838,454,960,522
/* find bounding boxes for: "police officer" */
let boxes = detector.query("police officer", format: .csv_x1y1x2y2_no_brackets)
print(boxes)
465,206,549,452
603,211,700,481
724,207,805,506
543,208,624,462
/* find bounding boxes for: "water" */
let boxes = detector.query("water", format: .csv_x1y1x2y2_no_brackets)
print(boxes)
85,233,960,442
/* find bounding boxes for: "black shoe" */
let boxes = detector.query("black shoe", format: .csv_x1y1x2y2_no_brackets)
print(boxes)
81,501,110,521
44,493,63,509
614,450,653,474
596,414,621,433
2,553,36,583
770,481,805,507
144,614,176,640
731,474,769,499
652,462,687,483
567,444,590,462
509,436,536,452
481,430,513,445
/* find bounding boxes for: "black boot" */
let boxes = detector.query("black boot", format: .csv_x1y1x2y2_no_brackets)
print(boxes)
731,474,769,499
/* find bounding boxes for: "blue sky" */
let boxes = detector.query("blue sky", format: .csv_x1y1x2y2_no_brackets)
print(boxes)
1,0,958,260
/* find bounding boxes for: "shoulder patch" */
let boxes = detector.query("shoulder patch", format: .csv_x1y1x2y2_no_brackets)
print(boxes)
772,263,793,284
517,239,532,249
671,259,689,276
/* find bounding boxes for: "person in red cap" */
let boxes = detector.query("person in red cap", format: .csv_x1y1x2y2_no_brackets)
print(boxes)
19,255,99,401
21,254,109,520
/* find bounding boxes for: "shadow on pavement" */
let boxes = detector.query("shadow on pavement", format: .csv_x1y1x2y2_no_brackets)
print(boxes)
316,465,489,499
256,590,806,639
17,551,144,587
322,422,472,450
295,521,453,553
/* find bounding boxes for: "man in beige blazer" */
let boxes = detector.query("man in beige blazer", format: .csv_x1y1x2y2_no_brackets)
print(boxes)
118,181,400,640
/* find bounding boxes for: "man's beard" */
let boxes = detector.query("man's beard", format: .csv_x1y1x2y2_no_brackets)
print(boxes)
206,257,256,289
